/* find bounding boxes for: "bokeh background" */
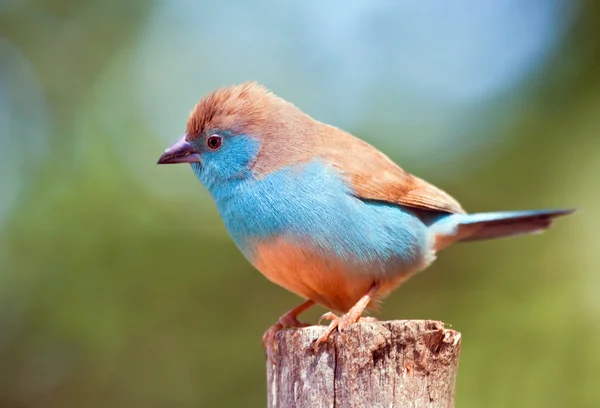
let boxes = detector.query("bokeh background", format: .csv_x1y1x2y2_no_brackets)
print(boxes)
1,1,599,407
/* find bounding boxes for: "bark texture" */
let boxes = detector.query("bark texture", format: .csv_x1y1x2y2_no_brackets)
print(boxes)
266,320,461,408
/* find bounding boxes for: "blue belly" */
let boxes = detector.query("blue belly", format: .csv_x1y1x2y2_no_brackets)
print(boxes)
194,160,433,274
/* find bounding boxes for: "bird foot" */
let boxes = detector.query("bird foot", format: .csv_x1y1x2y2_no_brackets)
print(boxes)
313,310,376,352
313,282,381,353
317,311,339,326
262,315,310,348
263,310,311,363
318,312,378,325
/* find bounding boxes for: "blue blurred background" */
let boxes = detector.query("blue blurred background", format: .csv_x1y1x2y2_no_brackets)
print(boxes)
1,1,598,407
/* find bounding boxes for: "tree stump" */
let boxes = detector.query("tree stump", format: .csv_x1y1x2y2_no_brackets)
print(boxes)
266,320,461,408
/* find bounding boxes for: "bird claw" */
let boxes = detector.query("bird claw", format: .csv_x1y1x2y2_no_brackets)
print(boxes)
317,311,339,326
318,312,378,326
313,310,365,353
263,315,310,364
262,322,283,364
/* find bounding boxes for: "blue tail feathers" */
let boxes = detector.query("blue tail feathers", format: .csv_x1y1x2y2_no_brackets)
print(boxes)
458,209,575,242
431,208,575,250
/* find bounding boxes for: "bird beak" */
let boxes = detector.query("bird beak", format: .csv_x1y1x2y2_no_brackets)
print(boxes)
157,136,200,164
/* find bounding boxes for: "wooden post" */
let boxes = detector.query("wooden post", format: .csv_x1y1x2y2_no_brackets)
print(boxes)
266,320,461,408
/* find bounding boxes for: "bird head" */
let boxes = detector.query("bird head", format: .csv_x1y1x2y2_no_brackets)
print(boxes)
157,82,319,190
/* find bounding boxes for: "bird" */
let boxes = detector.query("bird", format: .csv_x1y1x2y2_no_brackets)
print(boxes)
157,82,574,356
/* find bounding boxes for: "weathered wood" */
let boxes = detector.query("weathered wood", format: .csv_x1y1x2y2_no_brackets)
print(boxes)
266,320,461,408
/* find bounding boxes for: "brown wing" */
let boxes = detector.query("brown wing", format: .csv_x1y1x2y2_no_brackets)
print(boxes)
323,130,466,214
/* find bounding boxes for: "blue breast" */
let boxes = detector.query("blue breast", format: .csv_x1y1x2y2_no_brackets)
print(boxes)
192,160,433,274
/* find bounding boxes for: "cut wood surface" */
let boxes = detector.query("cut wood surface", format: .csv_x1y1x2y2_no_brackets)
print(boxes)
266,320,461,408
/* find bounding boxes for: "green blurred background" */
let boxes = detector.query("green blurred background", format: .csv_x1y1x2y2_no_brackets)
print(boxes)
1,1,599,407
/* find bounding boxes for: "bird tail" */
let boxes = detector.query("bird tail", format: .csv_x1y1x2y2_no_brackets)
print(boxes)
432,209,575,251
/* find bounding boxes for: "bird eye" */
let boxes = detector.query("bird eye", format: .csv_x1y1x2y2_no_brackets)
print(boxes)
206,135,222,150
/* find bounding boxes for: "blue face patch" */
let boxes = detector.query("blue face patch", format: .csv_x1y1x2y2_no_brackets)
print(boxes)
190,133,260,189
191,158,433,276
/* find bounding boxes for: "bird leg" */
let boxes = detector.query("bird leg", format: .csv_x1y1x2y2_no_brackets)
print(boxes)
262,299,315,361
314,282,380,352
